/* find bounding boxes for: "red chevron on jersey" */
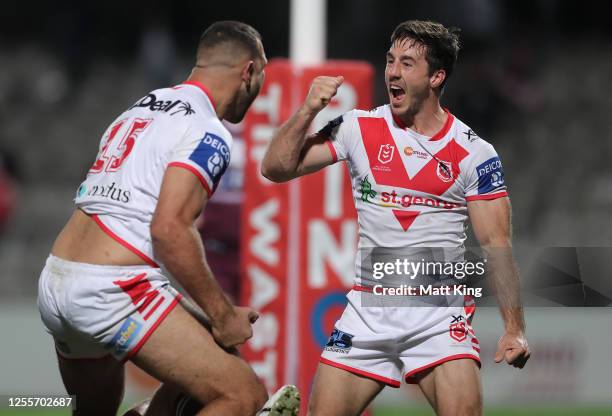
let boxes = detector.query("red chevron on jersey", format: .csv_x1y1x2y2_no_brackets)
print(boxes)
392,209,420,231
322,105,508,283
409,140,469,195
358,117,411,187
357,117,469,196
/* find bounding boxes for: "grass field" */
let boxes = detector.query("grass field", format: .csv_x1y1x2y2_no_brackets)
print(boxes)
1,408,611,416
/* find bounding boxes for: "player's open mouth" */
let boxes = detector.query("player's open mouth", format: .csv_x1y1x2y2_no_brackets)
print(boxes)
389,85,405,104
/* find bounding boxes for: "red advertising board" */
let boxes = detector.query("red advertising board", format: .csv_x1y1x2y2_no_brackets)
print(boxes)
241,59,373,412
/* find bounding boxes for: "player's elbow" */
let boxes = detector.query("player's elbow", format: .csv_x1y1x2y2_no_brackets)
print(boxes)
150,222,169,248
150,217,181,248
480,235,512,250
260,164,291,183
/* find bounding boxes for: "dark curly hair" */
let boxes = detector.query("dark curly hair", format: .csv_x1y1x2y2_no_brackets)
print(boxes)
391,20,461,89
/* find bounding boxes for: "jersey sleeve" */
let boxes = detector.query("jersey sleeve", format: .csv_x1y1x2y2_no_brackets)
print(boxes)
167,120,232,197
463,142,508,201
317,111,356,163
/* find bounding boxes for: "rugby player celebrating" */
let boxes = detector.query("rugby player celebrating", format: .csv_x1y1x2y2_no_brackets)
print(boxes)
262,20,530,416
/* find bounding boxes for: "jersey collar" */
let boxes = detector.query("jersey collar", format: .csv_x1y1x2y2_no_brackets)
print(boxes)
180,80,217,112
392,108,454,141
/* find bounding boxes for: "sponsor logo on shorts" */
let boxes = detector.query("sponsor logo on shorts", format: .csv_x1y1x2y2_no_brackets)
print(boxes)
107,317,142,355
129,93,195,116
324,328,354,354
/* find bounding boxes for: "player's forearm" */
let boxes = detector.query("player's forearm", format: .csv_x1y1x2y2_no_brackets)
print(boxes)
151,222,234,324
485,245,525,333
261,105,317,182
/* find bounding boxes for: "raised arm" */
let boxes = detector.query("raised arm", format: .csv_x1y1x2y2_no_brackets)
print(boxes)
151,166,257,348
261,76,343,182
468,197,531,368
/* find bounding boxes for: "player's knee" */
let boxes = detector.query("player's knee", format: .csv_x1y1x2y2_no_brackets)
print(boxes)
465,389,482,415
440,394,481,416
243,378,268,414
224,374,267,414
456,401,482,416
307,395,327,416
307,404,333,416
252,379,269,411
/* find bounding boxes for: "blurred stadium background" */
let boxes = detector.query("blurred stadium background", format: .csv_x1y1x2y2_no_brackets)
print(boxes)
1,0,611,415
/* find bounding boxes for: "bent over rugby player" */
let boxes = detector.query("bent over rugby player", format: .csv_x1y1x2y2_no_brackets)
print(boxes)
38,21,298,416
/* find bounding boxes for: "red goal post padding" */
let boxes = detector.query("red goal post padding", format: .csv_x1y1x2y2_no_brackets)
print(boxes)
241,59,373,413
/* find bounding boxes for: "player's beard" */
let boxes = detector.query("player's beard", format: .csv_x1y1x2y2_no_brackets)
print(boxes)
388,80,430,119
226,83,260,123
404,82,431,117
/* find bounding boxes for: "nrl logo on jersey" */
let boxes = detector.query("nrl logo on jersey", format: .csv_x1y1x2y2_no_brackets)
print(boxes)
130,93,195,116
377,143,394,164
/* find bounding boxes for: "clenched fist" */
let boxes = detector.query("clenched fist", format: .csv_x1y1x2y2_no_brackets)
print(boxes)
212,306,259,349
303,76,344,114
494,331,531,368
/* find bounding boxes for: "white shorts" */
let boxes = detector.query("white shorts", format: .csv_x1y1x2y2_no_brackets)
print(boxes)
37,255,182,361
320,288,480,387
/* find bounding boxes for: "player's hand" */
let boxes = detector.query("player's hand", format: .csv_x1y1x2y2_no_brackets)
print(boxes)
212,306,259,348
303,76,344,114
494,331,530,368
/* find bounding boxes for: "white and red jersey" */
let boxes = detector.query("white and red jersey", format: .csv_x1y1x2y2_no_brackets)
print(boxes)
321,105,507,279
75,81,232,267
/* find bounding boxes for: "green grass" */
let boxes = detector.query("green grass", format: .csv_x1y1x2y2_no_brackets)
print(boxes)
1,407,610,415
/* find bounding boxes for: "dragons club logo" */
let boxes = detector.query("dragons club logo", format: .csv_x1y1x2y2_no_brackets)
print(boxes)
377,144,394,164
449,322,467,342
436,160,453,182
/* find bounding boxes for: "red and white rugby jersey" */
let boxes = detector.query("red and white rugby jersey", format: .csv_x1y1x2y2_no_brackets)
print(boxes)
74,81,232,267
321,105,507,252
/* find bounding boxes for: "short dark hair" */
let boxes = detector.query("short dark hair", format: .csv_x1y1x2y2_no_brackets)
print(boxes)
198,21,262,60
391,20,460,88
